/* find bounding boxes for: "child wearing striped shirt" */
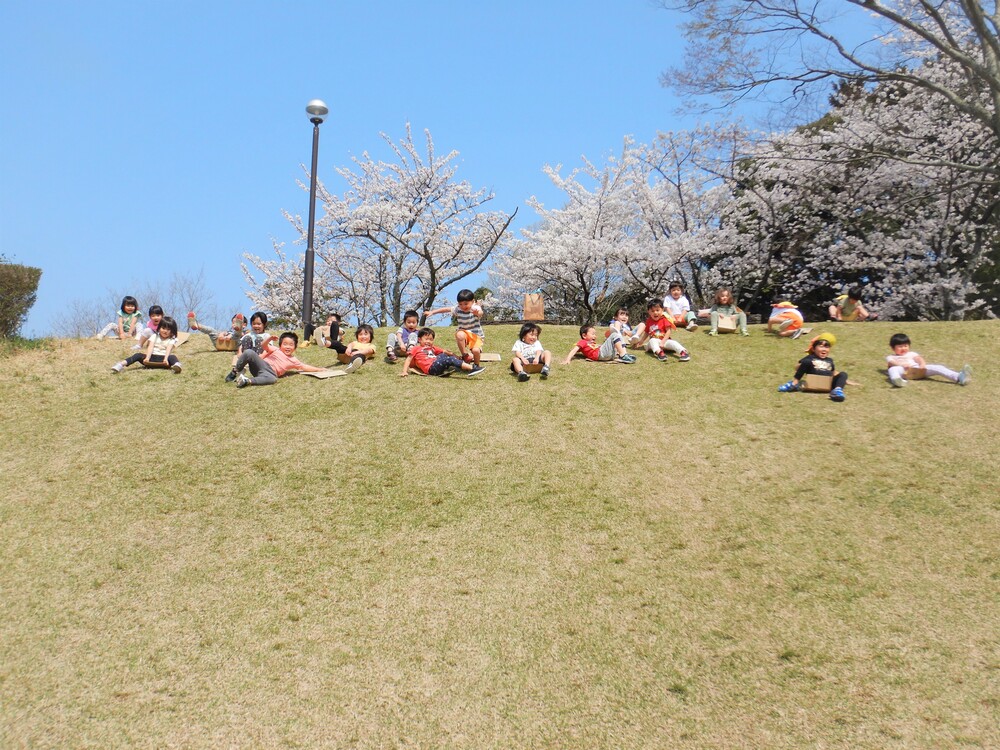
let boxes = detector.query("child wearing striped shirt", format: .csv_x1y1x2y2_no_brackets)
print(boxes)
426,289,486,367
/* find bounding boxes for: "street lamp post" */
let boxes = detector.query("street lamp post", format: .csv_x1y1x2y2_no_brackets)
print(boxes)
302,99,329,340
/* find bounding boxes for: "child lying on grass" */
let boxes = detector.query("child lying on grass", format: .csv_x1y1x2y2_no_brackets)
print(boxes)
564,325,636,364
234,332,328,387
400,327,485,378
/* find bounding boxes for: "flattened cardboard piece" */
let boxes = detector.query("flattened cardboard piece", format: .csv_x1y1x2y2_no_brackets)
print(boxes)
408,367,426,376
170,331,191,347
716,315,738,334
479,352,502,362
301,369,346,379
801,374,833,392
522,363,544,374
904,367,927,380
523,293,544,321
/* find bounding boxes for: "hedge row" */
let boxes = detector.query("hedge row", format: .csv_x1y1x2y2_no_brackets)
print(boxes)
0,262,42,338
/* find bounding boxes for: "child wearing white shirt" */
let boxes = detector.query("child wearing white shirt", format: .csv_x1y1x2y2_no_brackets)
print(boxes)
886,333,970,387
511,323,552,382
663,282,699,331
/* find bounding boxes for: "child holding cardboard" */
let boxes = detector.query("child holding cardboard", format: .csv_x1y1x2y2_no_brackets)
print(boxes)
777,332,848,402
886,333,970,388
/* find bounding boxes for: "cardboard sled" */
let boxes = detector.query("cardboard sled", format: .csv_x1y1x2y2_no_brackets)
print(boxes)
479,352,502,362
904,367,927,380
301,369,346,379
716,314,738,334
522,363,544,374
801,374,833,393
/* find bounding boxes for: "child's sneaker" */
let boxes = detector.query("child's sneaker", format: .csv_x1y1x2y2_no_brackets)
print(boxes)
171,361,183,373
616,354,637,364
386,349,397,363
656,351,669,362
187,311,199,331
889,374,907,388
829,386,846,402
467,365,485,377
131,343,142,351
236,374,251,388
777,380,799,393
686,321,698,331
708,329,718,336
778,318,794,332
344,356,365,374
224,368,238,382
540,366,550,379
111,361,125,374
740,329,750,337
791,329,804,339
678,350,690,362
958,364,971,386
517,371,529,382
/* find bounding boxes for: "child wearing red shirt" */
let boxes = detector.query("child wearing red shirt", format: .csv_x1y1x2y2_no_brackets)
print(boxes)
400,328,485,378
633,300,690,362
563,325,636,364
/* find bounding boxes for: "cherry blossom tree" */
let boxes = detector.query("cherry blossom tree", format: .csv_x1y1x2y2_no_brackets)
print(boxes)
713,61,1000,320
243,125,517,327
662,0,1000,163
490,146,635,323
491,128,748,320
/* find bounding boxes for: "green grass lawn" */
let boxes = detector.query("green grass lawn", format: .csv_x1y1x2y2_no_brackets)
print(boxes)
1,321,997,748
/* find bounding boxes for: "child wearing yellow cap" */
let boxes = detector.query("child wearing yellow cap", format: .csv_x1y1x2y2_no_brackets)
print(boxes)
777,332,848,402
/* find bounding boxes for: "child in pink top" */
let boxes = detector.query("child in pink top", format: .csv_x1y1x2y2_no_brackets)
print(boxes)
234,332,328,387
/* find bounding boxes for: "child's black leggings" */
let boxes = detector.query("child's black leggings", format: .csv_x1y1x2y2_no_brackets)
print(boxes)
325,323,347,355
125,353,178,368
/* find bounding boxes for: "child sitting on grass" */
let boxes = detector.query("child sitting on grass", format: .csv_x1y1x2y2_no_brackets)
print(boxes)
663,282,699,331
112,316,182,374
425,289,485,365
511,323,552,381
708,288,749,336
97,296,142,340
564,325,636,365
385,310,421,363
340,324,377,374
633,299,690,362
608,307,634,343
829,287,877,321
777,332,847,402
223,312,273,382
135,305,165,350
886,333,971,388
400,327,485,378
234,331,327,387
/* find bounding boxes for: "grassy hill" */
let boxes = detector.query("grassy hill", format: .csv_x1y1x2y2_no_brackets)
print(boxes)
1,321,997,748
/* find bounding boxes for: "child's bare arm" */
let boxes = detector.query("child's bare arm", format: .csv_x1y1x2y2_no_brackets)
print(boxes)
400,353,415,377
562,346,580,365
116,315,127,339
424,307,451,318
295,363,326,373
141,337,156,364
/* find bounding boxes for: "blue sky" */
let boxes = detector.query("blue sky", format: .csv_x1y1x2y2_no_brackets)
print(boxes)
3,0,708,335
